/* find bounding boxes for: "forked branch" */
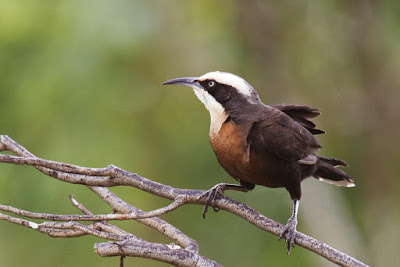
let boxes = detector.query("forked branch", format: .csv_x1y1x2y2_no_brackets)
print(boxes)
0,135,368,267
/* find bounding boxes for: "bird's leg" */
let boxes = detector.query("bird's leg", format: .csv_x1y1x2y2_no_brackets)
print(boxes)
279,199,299,254
199,183,251,219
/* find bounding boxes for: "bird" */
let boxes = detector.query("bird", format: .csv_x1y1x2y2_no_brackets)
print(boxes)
162,71,355,253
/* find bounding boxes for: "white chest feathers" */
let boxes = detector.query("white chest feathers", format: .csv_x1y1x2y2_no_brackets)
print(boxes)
192,87,228,136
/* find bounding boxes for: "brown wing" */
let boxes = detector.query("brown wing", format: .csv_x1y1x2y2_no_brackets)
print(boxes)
271,104,325,135
248,108,321,163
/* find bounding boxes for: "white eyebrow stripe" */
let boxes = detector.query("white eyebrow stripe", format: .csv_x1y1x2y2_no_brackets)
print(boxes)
198,71,253,97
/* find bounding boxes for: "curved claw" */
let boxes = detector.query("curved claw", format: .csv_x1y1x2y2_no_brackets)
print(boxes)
198,183,227,219
279,218,298,254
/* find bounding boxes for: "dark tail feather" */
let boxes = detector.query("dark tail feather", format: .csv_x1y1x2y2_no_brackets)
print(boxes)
313,156,355,187
318,156,349,167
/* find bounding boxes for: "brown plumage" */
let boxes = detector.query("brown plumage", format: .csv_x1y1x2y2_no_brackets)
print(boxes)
163,71,355,253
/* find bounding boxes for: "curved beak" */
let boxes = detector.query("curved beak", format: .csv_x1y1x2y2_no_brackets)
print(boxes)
162,77,200,88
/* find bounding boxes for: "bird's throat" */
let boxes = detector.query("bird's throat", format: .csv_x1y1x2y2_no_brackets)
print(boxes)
192,87,228,136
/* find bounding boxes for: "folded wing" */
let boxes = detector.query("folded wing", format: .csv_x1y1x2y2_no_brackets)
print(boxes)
248,108,321,164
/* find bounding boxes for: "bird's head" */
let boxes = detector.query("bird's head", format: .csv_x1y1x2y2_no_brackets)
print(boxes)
162,71,262,121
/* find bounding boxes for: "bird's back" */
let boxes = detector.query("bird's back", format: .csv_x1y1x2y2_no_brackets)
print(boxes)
209,106,317,190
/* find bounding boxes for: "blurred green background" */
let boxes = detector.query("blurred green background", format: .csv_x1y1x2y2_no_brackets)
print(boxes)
1,0,399,266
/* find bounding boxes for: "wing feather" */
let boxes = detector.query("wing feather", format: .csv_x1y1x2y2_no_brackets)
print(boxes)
271,104,325,135
248,108,321,163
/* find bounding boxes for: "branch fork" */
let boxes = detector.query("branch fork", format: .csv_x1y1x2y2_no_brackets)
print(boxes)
0,135,368,267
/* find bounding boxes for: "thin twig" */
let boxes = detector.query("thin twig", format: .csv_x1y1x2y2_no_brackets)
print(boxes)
120,256,124,267
0,197,187,221
69,194,94,215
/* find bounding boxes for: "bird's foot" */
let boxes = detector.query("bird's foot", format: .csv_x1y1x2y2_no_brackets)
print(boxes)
279,217,298,254
198,183,228,219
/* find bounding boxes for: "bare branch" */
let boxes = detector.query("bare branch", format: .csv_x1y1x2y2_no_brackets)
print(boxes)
69,194,94,215
94,240,222,267
0,135,368,267
88,186,200,252
0,198,185,222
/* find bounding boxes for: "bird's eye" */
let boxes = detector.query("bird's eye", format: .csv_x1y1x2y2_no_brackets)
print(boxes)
208,81,215,87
